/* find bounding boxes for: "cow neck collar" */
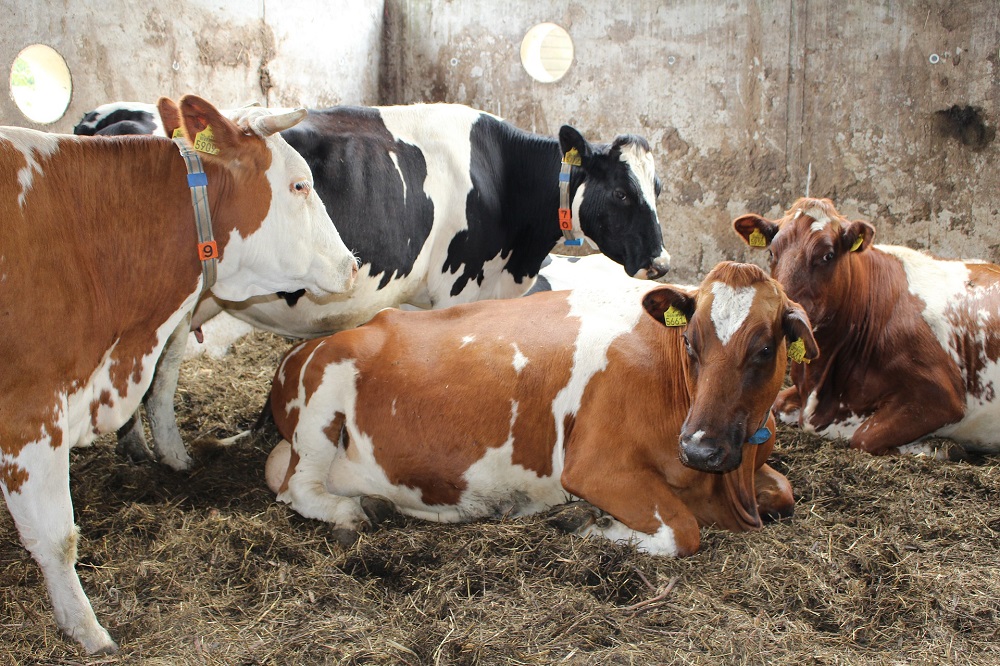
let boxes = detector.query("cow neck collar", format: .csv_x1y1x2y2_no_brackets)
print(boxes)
557,152,596,249
173,137,218,293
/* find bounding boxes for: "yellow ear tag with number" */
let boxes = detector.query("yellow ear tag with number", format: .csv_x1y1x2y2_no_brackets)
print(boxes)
663,305,688,327
193,126,220,155
850,235,864,252
562,147,582,166
788,338,809,363
748,228,767,247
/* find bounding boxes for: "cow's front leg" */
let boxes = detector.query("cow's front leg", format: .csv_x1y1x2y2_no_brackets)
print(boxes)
144,314,194,471
773,385,802,425
3,433,117,654
851,395,963,455
754,464,794,521
561,446,701,556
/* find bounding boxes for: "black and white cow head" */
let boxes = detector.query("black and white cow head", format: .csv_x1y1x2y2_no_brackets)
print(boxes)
559,127,670,279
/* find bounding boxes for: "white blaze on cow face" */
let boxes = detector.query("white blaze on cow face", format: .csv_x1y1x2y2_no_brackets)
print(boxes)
3,128,61,207
618,142,658,217
210,108,358,303
709,281,757,346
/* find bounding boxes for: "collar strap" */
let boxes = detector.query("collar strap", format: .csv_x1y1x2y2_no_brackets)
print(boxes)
557,151,595,249
173,137,218,293
747,412,772,445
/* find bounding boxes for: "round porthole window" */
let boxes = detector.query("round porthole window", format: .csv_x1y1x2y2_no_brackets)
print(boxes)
520,23,574,83
10,44,73,124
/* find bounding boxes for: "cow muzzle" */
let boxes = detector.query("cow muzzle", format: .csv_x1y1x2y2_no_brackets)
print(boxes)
679,430,743,473
634,253,671,280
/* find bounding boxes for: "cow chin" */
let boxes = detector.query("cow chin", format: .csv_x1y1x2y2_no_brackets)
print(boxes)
678,432,743,473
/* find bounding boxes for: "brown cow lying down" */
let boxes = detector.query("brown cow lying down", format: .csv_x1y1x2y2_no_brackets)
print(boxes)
734,197,1000,456
265,262,818,556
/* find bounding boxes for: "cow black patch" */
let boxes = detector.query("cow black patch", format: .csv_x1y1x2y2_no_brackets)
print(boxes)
280,107,435,289
444,115,564,297
74,109,156,136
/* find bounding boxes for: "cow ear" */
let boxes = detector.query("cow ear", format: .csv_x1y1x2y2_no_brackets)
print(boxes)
157,97,182,139
733,214,779,249
642,285,697,328
558,125,595,164
782,301,819,362
177,94,244,155
842,220,875,253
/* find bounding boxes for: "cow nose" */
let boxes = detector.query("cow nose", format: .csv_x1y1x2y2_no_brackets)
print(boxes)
646,255,670,280
679,432,741,472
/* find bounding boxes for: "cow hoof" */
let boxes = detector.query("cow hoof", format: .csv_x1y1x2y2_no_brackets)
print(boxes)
360,496,396,526
329,527,361,548
546,501,601,534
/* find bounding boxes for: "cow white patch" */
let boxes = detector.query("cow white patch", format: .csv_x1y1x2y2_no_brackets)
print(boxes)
810,220,828,233
802,206,831,228
1,128,62,207
709,282,756,346
880,245,970,359
511,343,529,373
551,280,652,463
582,510,679,556
388,151,407,203
618,142,658,216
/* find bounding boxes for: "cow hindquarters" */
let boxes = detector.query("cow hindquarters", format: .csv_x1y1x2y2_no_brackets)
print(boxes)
268,433,369,530
2,426,117,654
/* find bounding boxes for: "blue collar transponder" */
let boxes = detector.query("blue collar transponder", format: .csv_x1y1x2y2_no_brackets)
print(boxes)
747,414,772,445
173,137,218,293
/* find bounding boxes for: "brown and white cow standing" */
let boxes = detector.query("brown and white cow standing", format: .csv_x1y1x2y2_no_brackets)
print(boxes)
734,197,1000,455
0,95,358,653
265,262,817,556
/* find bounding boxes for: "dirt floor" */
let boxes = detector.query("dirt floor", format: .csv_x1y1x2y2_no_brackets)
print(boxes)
2,330,998,665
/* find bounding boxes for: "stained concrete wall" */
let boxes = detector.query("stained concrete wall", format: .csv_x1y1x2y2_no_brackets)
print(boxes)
1,0,383,134
382,0,1000,281
4,0,997,281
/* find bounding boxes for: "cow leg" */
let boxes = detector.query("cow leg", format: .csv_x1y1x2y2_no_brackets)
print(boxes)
851,397,962,455
773,385,802,425
754,463,795,521
562,447,701,556
115,412,155,462
268,437,368,529
3,436,117,654
144,315,194,471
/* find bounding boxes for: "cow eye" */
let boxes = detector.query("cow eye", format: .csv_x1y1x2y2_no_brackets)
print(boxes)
292,181,311,195
682,334,696,358
613,189,628,202
756,345,775,361
822,251,835,263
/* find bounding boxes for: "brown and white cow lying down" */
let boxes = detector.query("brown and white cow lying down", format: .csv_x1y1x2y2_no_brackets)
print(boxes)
265,262,818,556
735,197,1000,456
0,97,358,653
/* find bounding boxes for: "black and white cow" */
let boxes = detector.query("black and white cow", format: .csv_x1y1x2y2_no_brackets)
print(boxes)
76,102,672,470
73,102,163,136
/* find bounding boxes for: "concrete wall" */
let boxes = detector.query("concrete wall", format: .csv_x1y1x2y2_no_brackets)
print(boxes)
1,0,383,134
3,0,997,280
383,0,1000,281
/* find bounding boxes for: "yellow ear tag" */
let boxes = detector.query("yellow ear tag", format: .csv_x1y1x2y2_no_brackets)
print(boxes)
171,128,184,139
788,338,809,363
562,147,582,166
663,305,688,327
193,126,220,155
850,235,864,252
748,228,767,247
